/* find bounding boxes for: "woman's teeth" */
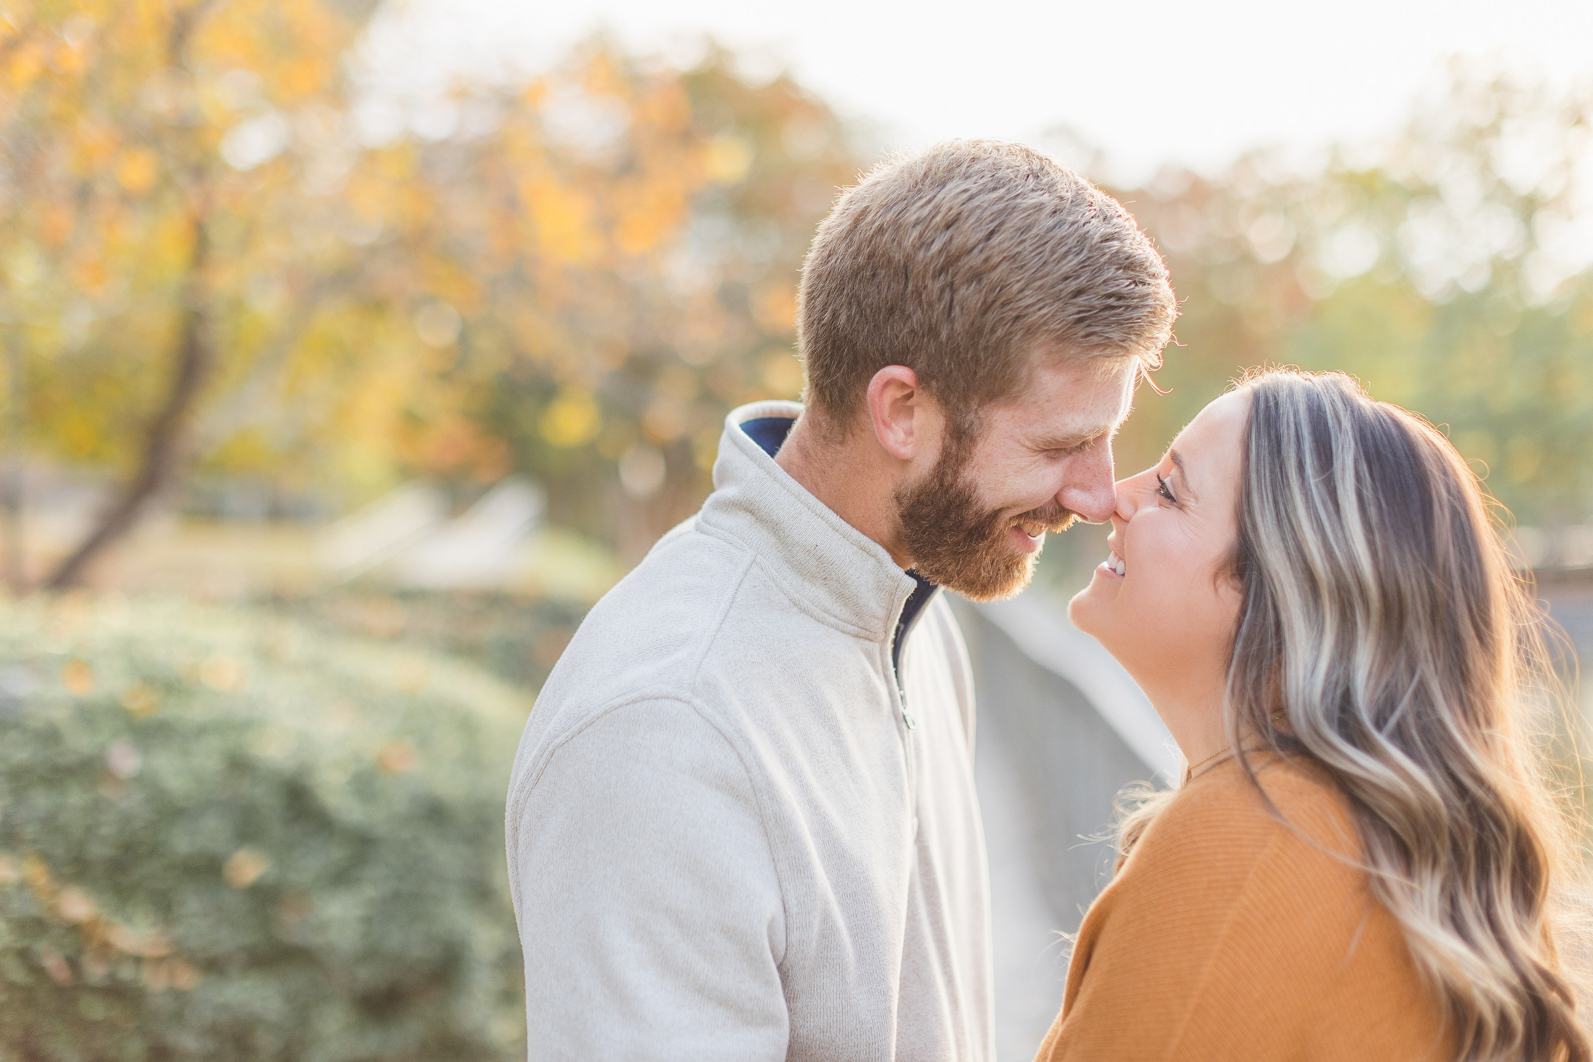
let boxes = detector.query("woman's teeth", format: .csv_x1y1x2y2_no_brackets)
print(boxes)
1106,550,1126,576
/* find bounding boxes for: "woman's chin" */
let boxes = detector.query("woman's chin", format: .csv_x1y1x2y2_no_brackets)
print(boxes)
1067,583,1103,635
1069,593,1142,686
1068,565,1116,630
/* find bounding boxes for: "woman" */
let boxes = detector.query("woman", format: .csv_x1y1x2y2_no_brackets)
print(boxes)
1038,369,1588,1062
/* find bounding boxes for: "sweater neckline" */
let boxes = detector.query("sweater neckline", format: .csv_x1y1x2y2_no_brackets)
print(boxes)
698,401,937,654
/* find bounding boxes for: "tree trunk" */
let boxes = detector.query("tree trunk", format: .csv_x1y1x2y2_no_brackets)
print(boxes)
4,325,25,592
44,215,212,590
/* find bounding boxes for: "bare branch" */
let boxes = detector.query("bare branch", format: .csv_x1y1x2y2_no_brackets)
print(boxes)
45,213,214,589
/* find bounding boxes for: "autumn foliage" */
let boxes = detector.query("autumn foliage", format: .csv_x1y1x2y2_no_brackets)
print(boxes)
2,3,858,583
3,8,1591,578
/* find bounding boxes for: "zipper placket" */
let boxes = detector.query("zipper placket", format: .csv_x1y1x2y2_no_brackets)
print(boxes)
889,651,919,816
888,582,928,811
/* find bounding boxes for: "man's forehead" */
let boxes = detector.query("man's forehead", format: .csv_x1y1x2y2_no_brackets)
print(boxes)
993,356,1138,433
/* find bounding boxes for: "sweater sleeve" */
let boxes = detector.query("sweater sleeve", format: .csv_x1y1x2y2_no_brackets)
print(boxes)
510,698,788,1062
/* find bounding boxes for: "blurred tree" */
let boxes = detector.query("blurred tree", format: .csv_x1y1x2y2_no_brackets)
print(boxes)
2,17,861,580
1,0,389,588
396,40,860,559
1107,60,1593,527
12,20,1584,582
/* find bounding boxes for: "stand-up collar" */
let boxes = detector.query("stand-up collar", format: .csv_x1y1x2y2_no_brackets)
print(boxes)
699,401,927,647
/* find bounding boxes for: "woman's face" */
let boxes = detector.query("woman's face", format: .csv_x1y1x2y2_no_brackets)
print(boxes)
1069,390,1250,700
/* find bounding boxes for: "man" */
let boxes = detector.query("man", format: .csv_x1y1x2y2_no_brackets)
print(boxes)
506,140,1175,1060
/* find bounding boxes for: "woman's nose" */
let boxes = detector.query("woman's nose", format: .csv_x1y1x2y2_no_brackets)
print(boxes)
1109,476,1137,523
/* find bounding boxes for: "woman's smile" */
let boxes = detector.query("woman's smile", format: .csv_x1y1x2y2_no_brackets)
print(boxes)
1096,549,1126,578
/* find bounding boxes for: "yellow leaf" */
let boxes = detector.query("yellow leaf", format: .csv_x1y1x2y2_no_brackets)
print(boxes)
41,204,72,247
117,147,160,194
55,886,98,923
223,847,269,889
22,853,56,903
396,657,429,692
61,659,94,695
71,122,119,172
540,388,601,448
169,960,202,990
72,255,108,290
376,739,418,774
521,177,601,264
106,923,173,958
8,41,45,91
60,412,100,458
704,134,755,184
199,655,246,691
52,40,87,77
752,284,798,333
762,351,804,397
40,947,73,986
121,682,158,717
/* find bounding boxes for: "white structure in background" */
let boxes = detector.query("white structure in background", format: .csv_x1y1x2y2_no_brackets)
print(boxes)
1514,525,1593,571
315,476,546,588
317,482,449,579
977,594,1179,782
955,595,1176,1061
393,476,545,589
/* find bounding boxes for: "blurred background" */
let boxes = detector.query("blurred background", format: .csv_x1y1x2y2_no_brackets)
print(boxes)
1,0,1590,1057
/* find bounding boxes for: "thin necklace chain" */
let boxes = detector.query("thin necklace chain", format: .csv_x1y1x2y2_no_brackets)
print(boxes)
1185,745,1232,777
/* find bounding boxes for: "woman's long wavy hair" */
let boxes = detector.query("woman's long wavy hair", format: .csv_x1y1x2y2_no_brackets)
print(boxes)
1121,369,1589,1061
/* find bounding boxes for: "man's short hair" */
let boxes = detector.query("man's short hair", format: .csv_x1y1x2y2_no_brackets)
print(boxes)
796,140,1176,432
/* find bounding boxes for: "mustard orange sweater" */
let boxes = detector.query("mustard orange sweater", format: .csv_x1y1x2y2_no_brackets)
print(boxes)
1035,756,1453,1062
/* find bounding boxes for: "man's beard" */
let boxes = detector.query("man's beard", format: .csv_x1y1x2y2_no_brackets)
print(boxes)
894,434,1078,602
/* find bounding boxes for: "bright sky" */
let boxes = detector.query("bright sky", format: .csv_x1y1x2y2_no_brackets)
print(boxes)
361,0,1593,183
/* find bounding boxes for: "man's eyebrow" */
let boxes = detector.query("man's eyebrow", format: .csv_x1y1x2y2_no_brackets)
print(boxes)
1037,426,1113,449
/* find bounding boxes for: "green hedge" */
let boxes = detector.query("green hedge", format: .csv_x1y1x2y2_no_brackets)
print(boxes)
0,594,531,1061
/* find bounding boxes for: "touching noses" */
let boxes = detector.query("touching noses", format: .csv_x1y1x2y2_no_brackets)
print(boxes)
1107,468,1152,529
1107,476,1136,533
1059,444,1117,524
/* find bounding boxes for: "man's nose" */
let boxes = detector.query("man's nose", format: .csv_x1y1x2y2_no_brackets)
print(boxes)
1059,447,1117,524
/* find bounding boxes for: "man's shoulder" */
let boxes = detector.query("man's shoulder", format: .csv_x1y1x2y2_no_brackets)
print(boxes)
565,512,886,684
531,521,755,715
523,515,874,746
514,693,747,800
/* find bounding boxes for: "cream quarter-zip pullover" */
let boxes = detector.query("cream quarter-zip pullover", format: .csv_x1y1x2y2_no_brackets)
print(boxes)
506,400,994,1061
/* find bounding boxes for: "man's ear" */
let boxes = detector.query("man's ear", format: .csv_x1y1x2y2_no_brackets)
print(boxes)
866,365,926,461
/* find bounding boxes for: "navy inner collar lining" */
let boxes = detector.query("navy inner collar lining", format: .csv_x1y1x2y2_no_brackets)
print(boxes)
892,573,937,675
738,414,939,674
741,416,795,462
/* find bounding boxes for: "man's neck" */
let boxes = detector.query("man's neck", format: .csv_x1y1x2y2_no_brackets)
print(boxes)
774,414,912,570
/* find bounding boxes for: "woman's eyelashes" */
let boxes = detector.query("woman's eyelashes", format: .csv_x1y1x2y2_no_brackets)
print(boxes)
1154,472,1178,506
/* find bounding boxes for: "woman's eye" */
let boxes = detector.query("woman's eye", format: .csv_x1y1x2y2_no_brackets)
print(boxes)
1155,473,1177,505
